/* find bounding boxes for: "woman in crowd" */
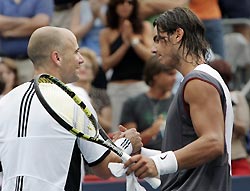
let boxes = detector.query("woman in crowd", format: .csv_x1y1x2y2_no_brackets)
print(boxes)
100,0,153,131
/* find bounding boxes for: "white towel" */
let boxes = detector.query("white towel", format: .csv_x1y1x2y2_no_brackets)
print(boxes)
108,162,146,191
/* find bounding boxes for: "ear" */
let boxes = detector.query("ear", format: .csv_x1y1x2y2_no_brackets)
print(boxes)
175,28,184,43
51,51,61,66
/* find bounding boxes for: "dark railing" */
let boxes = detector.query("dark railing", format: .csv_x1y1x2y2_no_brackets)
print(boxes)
82,176,250,191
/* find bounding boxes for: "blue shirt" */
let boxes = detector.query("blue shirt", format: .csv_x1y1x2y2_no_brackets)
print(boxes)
79,1,106,57
0,0,54,58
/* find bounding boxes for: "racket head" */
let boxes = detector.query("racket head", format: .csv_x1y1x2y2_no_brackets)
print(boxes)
34,74,161,189
34,73,98,139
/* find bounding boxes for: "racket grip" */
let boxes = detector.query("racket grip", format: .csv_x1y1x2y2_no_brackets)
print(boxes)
121,152,161,189
144,177,161,189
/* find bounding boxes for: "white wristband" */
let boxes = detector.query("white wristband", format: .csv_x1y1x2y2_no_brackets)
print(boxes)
131,38,140,47
150,151,178,176
141,147,161,157
114,138,133,155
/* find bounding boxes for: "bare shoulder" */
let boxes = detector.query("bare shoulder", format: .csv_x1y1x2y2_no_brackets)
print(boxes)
72,1,81,11
100,28,120,44
184,79,220,104
100,27,111,37
100,28,112,42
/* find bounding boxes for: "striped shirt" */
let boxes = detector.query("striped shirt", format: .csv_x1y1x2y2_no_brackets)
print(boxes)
0,81,109,191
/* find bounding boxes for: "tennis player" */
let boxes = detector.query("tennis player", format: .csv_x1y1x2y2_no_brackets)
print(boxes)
0,26,142,191
124,7,233,191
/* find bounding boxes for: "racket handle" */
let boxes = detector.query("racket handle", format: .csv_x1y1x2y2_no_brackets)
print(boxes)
121,152,161,189
144,177,161,189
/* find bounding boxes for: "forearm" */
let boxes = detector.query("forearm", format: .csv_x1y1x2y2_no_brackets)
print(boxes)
2,14,50,37
131,41,152,62
139,0,188,19
0,15,27,31
174,135,224,170
92,152,121,179
140,126,159,145
102,43,130,71
71,19,95,40
98,115,112,133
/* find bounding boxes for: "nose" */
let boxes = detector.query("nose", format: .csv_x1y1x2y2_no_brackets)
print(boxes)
151,45,157,54
79,53,85,65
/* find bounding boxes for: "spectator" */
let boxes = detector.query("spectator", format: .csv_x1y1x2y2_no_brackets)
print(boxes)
51,0,79,29
224,23,250,89
210,59,250,176
100,0,153,131
189,0,225,58
120,56,176,150
71,47,112,134
0,57,19,99
0,0,54,84
70,0,108,89
70,0,108,61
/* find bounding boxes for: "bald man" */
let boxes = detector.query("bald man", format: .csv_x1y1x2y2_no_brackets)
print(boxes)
0,26,142,191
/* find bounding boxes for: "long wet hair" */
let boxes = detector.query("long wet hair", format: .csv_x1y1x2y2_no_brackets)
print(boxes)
153,7,210,63
106,0,143,34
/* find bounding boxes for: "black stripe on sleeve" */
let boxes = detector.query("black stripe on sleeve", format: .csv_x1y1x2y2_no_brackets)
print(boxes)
85,150,111,167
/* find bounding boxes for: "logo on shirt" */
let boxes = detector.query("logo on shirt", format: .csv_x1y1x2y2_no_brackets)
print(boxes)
160,153,168,160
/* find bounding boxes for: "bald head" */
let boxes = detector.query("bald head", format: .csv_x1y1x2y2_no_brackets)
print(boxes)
28,26,76,68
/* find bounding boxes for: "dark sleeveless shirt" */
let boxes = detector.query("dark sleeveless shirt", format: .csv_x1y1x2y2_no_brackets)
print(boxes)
161,69,231,191
109,35,145,81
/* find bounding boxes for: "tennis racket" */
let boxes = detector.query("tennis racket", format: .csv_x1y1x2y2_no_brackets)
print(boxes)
34,73,161,189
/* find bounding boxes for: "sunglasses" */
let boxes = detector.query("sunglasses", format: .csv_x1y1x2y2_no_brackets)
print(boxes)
118,0,134,5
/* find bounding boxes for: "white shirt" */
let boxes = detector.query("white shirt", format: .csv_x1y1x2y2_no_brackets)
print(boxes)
0,81,108,191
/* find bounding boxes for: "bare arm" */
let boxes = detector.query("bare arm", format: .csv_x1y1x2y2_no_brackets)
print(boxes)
91,152,121,179
0,15,28,31
70,2,95,40
100,29,130,72
92,127,143,178
1,14,50,38
130,21,153,61
98,106,112,133
174,80,225,169
71,0,107,40
124,80,226,179
139,0,189,19
123,115,163,145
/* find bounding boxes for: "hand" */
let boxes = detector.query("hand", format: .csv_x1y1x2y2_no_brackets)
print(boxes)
112,125,127,141
113,125,142,154
121,20,133,45
151,115,164,136
123,128,142,154
1,30,12,38
124,154,158,179
90,0,102,19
